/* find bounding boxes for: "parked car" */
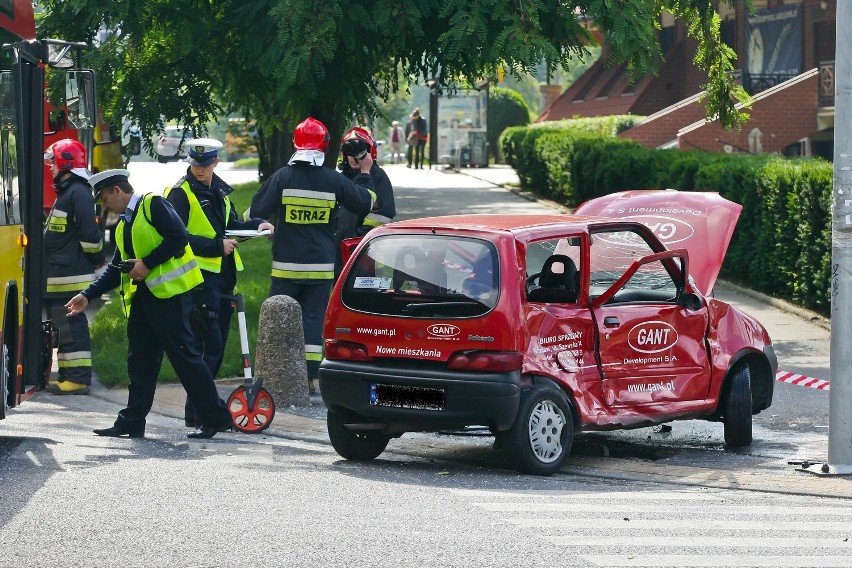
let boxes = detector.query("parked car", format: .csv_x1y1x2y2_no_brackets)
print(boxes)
155,126,194,163
319,190,777,475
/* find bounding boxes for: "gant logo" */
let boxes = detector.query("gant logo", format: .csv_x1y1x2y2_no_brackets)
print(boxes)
628,215,695,244
428,324,460,337
627,321,678,353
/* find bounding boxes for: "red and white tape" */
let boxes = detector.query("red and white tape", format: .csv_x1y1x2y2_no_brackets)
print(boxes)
775,370,830,391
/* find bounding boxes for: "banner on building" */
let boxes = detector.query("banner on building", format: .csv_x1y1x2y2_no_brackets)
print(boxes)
746,4,802,76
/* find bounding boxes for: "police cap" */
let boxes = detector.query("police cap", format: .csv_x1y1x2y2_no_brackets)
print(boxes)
89,169,130,192
187,138,223,166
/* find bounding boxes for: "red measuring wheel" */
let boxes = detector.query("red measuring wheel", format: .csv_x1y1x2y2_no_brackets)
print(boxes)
227,385,276,433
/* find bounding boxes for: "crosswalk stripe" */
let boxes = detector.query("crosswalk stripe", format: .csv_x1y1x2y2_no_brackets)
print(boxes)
583,555,852,567
550,536,851,548
451,487,852,567
506,518,852,532
473,502,852,516
451,489,721,500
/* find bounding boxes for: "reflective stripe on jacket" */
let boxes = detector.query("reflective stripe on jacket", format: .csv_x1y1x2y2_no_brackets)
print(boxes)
44,175,104,296
114,194,203,316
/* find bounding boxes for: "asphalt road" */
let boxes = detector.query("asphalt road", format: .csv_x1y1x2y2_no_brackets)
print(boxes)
0,160,847,567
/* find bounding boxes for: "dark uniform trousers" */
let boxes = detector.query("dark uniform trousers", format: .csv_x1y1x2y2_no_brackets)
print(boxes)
185,270,234,423
117,284,231,430
44,297,93,385
269,278,331,379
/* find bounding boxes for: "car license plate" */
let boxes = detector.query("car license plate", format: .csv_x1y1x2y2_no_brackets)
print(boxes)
370,383,445,411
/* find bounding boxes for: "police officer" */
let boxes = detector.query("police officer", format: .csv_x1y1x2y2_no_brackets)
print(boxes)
335,127,395,276
248,117,375,391
165,138,274,427
43,139,105,395
66,169,233,439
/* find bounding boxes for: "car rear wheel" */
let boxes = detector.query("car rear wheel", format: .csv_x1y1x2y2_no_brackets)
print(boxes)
505,386,573,476
327,408,390,461
723,363,753,447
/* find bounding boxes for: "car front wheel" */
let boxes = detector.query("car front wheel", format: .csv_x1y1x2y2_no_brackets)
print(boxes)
723,363,753,446
505,386,573,476
327,408,390,461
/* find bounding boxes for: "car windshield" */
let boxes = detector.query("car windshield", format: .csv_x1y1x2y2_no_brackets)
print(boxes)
165,128,193,139
341,235,499,317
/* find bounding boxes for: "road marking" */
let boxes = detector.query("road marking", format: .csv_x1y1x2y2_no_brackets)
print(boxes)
776,370,830,391
473,502,852,515
585,555,851,567
452,488,852,567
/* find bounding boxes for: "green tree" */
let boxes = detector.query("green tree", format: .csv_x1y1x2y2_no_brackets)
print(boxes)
36,1,749,178
488,87,530,163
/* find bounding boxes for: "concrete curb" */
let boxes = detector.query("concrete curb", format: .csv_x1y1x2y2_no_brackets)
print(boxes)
715,279,831,332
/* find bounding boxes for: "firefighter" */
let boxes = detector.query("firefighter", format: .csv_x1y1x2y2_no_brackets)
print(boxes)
248,117,375,392
334,127,395,276
66,169,233,439
164,138,274,427
43,139,105,395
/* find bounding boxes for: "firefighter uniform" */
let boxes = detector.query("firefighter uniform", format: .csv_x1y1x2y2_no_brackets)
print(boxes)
249,146,374,380
335,160,395,275
44,171,104,390
82,171,232,437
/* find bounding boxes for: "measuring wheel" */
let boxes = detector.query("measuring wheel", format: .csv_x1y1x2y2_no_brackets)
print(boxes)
227,384,276,433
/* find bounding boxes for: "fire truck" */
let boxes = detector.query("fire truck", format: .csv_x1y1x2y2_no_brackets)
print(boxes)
1,0,99,419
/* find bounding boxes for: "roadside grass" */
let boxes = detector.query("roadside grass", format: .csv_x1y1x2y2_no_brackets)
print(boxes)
91,180,268,388
232,157,259,169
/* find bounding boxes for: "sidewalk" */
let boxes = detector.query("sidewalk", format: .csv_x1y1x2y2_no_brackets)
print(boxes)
89,164,849,499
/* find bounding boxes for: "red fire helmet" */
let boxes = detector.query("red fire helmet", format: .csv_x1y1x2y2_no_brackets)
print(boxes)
341,127,377,160
44,138,87,171
293,117,330,152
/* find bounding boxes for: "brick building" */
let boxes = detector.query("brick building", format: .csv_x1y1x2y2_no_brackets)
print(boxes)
537,0,836,160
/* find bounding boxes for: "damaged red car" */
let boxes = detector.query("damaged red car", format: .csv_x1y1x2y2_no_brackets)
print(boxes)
319,190,777,475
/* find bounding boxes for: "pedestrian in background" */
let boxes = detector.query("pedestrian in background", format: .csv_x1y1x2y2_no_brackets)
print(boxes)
248,117,375,393
388,120,404,164
335,127,395,276
405,108,428,169
164,138,274,427
43,139,105,395
67,169,233,439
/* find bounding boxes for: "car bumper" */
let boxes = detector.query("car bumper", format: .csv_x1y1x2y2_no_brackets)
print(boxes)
319,359,521,432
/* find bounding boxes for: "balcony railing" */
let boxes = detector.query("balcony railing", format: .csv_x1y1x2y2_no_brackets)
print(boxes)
819,60,835,107
742,73,798,95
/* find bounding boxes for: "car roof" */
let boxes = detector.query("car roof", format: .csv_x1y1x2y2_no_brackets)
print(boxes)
386,214,606,234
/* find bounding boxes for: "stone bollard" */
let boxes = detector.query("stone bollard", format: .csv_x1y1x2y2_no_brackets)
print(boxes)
254,295,309,407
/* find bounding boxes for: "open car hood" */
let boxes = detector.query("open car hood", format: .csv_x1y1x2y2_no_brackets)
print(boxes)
575,190,742,295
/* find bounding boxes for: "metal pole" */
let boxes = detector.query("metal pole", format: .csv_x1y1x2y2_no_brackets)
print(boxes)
816,0,852,475
429,85,438,169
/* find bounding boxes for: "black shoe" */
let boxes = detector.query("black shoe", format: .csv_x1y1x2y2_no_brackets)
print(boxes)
187,423,230,439
94,425,145,438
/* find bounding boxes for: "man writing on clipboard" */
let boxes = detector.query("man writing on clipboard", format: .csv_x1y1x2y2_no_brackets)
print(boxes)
164,138,274,428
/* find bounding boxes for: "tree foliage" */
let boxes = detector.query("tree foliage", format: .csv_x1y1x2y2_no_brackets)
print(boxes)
36,1,749,176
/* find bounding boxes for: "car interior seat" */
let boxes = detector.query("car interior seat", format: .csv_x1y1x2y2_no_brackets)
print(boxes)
527,254,579,303
462,250,494,300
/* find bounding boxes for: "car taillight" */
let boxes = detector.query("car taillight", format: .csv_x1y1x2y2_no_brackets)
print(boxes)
325,340,372,361
447,351,523,372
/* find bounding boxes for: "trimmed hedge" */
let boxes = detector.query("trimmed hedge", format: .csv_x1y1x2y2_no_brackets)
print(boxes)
504,120,833,314
487,87,531,163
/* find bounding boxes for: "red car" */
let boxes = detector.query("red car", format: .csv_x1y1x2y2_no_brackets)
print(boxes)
320,191,777,475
